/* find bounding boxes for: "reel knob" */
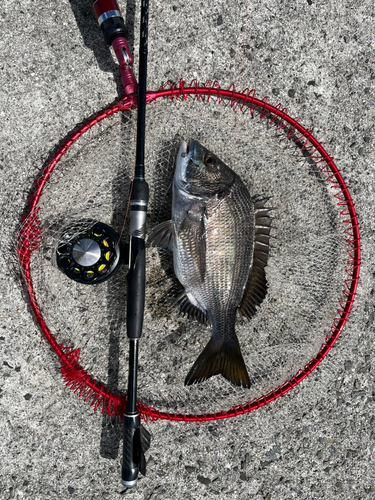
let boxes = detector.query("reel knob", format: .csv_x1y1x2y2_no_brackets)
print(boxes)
56,222,122,284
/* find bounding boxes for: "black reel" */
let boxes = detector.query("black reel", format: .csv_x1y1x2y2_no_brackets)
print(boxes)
56,222,123,284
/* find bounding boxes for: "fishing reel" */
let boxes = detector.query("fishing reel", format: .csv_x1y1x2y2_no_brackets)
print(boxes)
56,221,125,284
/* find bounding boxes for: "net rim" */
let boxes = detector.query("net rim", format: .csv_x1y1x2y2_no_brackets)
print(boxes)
17,80,361,422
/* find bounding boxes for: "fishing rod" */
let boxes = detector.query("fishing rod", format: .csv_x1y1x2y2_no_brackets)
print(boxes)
93,0,150,487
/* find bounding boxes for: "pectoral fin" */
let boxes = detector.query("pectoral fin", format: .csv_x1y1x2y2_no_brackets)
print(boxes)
147,220,175,251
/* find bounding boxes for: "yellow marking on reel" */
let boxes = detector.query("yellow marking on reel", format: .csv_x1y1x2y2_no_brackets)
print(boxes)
98,264,107,275
102,239,110,248
105,251,113,261
60,257,71,269
58,244,70,254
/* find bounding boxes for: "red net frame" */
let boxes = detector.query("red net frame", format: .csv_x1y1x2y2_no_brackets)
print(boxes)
17,80,361,423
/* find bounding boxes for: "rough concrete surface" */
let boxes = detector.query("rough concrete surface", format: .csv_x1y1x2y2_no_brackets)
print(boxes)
0,0,374,499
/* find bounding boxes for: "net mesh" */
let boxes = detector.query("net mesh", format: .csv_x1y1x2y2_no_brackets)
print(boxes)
17,84,357,418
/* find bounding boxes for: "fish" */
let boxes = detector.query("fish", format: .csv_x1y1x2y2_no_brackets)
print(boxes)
148,139,271,387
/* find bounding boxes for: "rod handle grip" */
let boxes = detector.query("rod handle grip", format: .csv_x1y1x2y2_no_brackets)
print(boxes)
121,413,140,487
127,237,145,340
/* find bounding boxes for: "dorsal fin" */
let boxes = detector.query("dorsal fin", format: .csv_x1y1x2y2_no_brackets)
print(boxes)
239,198,272,319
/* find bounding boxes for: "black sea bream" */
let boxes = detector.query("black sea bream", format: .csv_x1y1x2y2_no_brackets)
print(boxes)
149,139,271,387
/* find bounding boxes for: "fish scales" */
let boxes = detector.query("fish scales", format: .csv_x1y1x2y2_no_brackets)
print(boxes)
176,179,254,326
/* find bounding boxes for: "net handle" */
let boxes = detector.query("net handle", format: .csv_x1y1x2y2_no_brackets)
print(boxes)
18,83,360,422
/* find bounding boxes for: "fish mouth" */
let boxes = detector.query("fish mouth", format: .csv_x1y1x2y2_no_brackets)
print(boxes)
186,138,196,158
175,139,200,193
180,138,194,156
175,140,189,187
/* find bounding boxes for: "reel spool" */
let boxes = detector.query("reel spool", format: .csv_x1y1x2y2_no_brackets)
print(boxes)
56,222,122,284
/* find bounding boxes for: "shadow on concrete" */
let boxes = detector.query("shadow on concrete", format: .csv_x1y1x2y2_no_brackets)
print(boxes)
67,0,138,460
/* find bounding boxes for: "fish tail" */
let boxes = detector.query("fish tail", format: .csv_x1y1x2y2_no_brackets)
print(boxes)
184,336,250,388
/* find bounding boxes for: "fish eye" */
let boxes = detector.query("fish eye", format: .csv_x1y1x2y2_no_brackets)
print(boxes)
204,155,216,167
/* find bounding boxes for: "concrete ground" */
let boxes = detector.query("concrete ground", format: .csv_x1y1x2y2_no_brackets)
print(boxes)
0,0,374,499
